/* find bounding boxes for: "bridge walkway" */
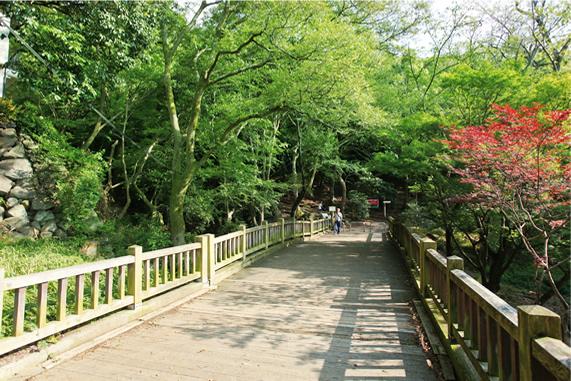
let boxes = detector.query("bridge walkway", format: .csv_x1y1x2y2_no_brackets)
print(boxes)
31,222,438,380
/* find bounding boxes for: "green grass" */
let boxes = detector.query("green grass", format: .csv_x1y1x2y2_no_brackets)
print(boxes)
0,236,92,278
0,218,173,339
0,236,95,337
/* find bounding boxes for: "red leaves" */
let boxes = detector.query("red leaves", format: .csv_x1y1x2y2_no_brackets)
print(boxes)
443,104,570,228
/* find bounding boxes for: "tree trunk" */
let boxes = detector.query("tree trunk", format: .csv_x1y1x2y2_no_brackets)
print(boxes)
290,166,317,217
169,179,187,245
483,263,502,293
339,175,347,210
330,178,335,204
307,166,317,197
290,186,307,217
162,27,194,245
83,85,107,150
292,146,298,199
445,225,453,256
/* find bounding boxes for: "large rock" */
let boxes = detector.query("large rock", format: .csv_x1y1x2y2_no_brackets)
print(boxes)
0,216,29,230
0,136,17,148
41,220,57,233
6,197,18,209
0,159,33,180
40,231,53,239
18,226,39,238
0,128,17,138
0,174,13,195
9,184,35,199
32,199,53,211
35,210,55,224
4,143,26,159
7,204,27,219
20,134,38,150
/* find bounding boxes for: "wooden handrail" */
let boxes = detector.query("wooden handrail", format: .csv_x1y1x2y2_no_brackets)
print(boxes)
142,242,201,261
451,268,519,337
4,256,134,291
0,219,328,357
532,337,571,381
387,217,571,381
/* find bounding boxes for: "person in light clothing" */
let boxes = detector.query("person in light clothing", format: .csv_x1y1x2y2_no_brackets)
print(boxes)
334,208,343,234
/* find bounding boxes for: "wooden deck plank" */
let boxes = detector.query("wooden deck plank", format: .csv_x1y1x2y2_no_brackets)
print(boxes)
31,222,438,381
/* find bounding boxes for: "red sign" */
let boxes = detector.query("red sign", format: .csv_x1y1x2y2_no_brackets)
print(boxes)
367,198,379,208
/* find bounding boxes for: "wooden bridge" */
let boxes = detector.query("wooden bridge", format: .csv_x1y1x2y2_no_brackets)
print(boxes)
0,218,570,380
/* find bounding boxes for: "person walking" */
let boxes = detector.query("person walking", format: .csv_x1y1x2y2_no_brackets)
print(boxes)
334,208,343,234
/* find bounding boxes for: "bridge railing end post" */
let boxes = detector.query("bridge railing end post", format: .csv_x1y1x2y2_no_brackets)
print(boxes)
517,305,562,381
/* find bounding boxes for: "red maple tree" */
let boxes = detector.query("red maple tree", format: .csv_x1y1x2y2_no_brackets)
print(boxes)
444,104,570,311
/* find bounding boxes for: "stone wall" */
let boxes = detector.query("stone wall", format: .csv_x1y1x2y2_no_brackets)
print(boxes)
0,123,61,238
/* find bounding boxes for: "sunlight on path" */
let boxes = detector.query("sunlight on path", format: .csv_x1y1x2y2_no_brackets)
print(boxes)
29,222,437,381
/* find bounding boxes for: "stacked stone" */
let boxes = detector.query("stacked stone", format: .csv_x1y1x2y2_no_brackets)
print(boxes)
0,125,60,238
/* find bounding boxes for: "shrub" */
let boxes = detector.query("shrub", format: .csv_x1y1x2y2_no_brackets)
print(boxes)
0,98,16,124
33,125,105,236
400,201,435,231
346,191,370,220
98,216,172,256
216,220,242,235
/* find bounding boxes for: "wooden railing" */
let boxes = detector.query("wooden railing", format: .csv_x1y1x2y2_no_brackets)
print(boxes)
141,243,203,298
0,218,327,356
388,217,571,381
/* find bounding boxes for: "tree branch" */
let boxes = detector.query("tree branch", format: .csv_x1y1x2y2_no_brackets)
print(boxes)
210,59,271,85
205,31,264,80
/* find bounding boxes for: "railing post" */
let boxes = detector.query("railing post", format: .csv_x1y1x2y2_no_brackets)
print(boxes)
419,237,436,297
264,220,269,249
196,235,209,285
518,305,562,381
205,233,216,287
280,218,285,243
310,215,314,237
446,256,464,340
240,224,247,261
293,216,296,238
127,245,143,310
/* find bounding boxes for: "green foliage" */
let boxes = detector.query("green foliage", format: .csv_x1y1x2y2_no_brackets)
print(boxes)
0,236,90,336
400,201,436,230
0,236,87,277
369,112,444,181
345,191,370,221
5,1,157,115
56,162,104,235
440,62,519,125
216,220,243,236
32,125,105,235
97,216,171,256
0,98,16,124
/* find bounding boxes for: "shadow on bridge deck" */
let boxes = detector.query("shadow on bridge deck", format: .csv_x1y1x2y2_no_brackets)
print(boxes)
31,222,439,381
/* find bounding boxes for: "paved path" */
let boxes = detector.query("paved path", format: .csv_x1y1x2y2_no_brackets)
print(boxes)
32,223,438,380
